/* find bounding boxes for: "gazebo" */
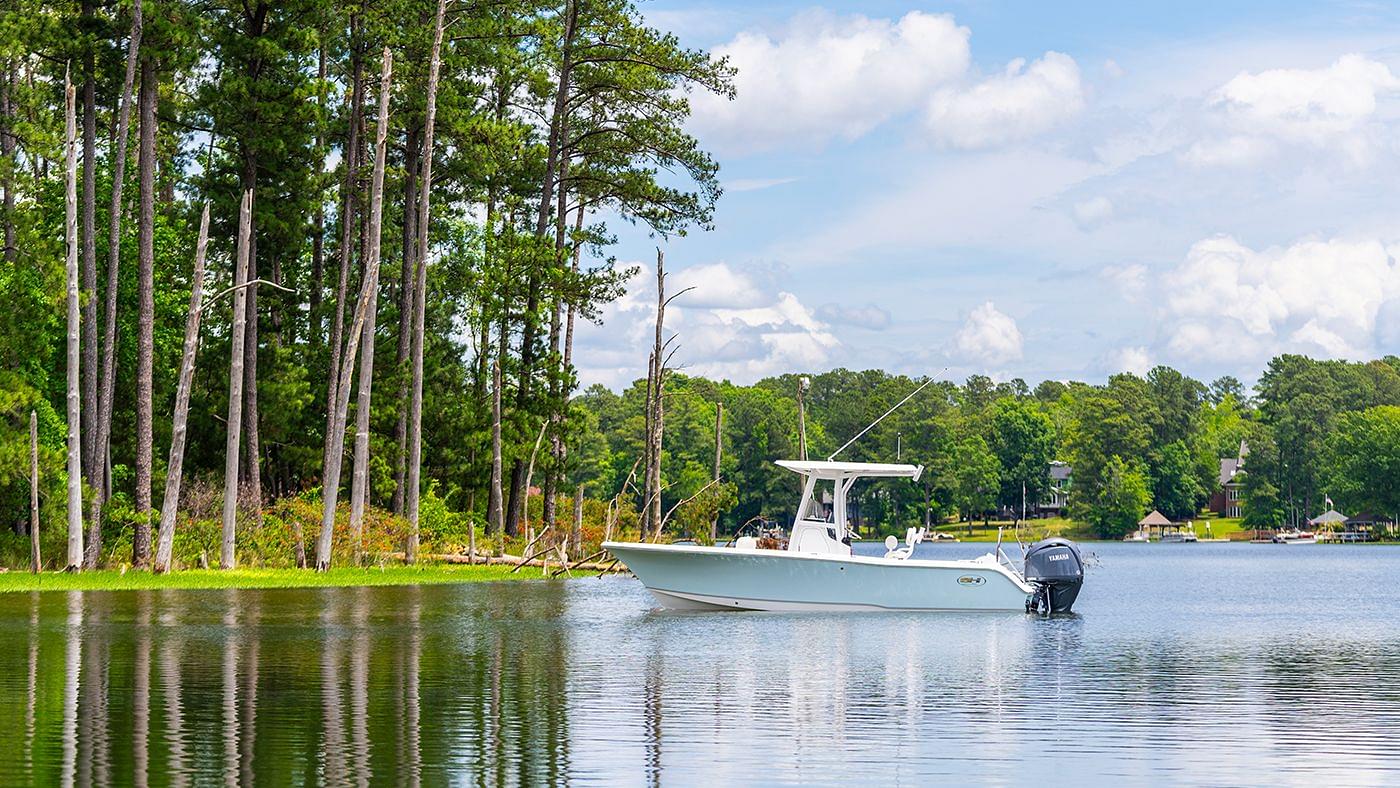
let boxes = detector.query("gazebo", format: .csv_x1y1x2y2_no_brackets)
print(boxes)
1307,509,1348,541
1137,510,1176,540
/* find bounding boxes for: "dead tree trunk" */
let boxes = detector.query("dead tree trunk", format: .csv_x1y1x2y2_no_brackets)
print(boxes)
488,358,504,553
404,0,447,565
133,53,157,566
348,47,394,566
153,204,210,573
242,227,261,527
221,189,254,570
87,0,142,569
80,0,98,479
392,123,420,516
310,44,327,347
323,30,364,494
642,250,666,540
31,410,40,573
64,73,84,571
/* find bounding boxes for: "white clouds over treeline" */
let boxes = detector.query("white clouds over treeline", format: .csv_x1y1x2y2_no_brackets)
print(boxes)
688,10,1086,154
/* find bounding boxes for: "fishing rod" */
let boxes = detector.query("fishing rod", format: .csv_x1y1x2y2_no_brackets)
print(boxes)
827,369,947,462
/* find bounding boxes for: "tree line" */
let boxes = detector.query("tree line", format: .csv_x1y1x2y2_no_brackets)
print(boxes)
568,356,1400,540
0,0,732,569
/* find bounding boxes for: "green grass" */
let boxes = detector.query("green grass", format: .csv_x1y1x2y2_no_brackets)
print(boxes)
929,517,1090,542
0,563,542,594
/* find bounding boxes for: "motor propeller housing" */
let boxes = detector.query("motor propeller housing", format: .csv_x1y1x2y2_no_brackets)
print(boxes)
1023,537,1084,614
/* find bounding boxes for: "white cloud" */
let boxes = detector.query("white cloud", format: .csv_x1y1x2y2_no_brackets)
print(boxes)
690,10,971,153
1103,263,1147,300
926,52,1086,149
724,176,798,193
815,302,892,329
573,261,840,388
951,302,1023,365
1213,54,1398,137
1185,54,1400,167
1105,346,1152,376
1073,195,1115,229
1158,235,1400,363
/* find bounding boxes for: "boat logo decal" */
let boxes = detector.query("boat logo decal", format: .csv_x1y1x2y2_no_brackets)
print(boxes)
957,575,985,586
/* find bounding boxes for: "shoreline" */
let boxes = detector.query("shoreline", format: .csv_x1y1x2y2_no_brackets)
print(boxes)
0,564,549,594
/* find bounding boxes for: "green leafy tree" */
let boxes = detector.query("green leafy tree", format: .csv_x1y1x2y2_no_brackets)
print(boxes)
1086,455,1150,538
990,398,1054,513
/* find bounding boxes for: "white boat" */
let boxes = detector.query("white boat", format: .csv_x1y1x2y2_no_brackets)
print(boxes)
1123,530,1149,542
1271,530,1318,545
604,460,1085,614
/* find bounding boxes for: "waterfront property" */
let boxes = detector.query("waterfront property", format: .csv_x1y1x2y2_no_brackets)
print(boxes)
1210,440,1249,519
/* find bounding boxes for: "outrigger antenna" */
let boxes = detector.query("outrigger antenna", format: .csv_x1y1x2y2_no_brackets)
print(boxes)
827,369,947,461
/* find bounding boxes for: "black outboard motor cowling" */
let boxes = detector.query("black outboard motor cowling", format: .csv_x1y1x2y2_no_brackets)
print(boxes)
1023,537,1084,615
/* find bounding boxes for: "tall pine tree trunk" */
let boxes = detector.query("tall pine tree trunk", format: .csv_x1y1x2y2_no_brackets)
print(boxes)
324,32,364,502
221,189,254,570
80,0,98,479
310,44,326,347
243,228,261,527
133,54,157,566
316,48,392,572
348,47,393,566
63,74,84,570
404,0,447,565
1,57,13,263
154,204,210,573
507,0,580,537
488,358,504,552
87,0,141,568
392,123,419,516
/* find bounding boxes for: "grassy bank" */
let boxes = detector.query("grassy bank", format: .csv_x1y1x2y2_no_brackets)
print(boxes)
0,563,540,594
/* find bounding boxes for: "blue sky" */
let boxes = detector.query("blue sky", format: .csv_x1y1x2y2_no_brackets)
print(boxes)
573,1,1400,389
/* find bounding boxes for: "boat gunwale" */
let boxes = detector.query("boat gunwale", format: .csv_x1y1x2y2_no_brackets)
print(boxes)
601,540,1035,593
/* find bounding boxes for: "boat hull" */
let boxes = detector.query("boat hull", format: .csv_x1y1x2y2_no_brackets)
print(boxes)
602,542,1034,612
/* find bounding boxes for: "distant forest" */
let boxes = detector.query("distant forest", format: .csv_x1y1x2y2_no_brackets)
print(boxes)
570,356,1400,539
4,3,1400,571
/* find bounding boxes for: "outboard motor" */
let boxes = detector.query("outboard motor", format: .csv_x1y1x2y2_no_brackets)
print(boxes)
1023,537,1084,615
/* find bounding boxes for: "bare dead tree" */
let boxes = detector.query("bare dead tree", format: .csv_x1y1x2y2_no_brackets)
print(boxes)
488,357,504,555
133,50,158,566
323,21,365,495
87,0,142,569
153,203,210,573
79,0,97,481
30,410,40,573
404,0,447,565
63,70,83,571
221,189,254,570
349,47,394,567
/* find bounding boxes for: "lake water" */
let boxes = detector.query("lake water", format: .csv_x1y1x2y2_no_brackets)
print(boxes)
2,542,1399,785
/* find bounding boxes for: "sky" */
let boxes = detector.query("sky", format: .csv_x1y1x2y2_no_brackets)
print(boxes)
571,0,1400,391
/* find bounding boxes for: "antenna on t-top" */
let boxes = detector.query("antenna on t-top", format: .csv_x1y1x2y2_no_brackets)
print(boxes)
827,369,947,462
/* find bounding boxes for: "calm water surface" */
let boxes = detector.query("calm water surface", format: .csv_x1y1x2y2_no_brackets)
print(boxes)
3,542,1400,785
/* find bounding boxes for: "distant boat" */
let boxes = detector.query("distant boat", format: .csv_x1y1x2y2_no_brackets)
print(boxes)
1123,530,1149,543
1270,530,1317,545
1159,531,1198,543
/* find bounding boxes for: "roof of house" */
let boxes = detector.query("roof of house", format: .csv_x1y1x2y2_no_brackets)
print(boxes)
1346,512,1392,525
1139,509,1173,526
1218,457,1242,486
1048,461,1072,481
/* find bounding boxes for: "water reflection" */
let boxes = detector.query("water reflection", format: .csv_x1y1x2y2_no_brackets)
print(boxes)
2,545,1400,784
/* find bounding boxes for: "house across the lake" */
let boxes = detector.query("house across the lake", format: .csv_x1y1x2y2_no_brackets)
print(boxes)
1037,461,1071,517
1209,440,1248,518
